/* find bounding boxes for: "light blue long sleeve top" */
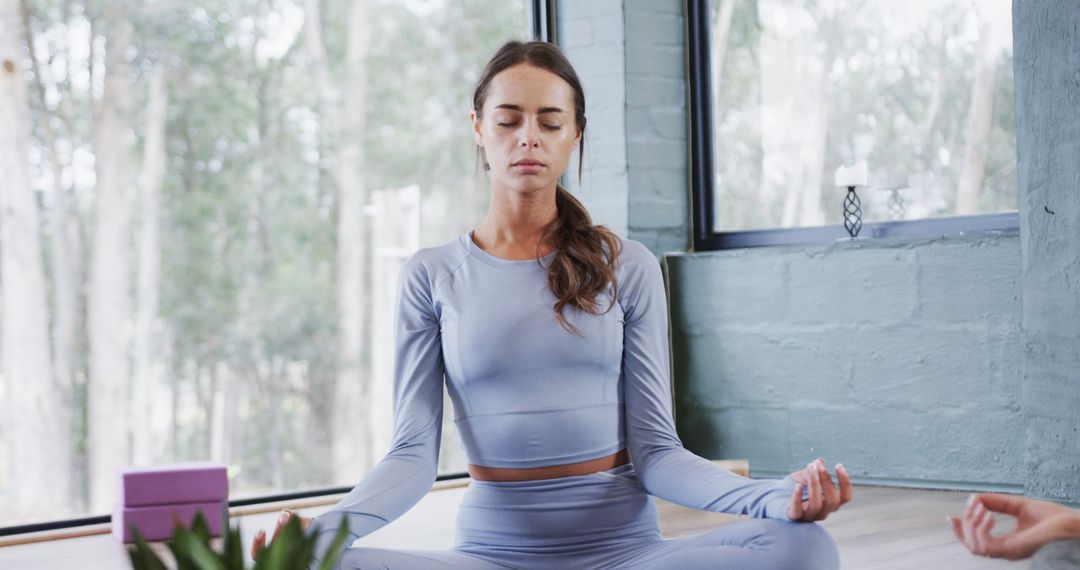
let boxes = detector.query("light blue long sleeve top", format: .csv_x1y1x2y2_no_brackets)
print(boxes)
308,231,796,565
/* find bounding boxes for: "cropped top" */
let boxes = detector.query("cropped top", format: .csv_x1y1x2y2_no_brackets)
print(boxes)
308,231,796,564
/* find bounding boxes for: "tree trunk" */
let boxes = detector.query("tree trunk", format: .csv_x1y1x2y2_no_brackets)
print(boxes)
0,0,68,519
209,361,227,462
301,0,338,480
918,27,946,155
955,27,997,215
760,1,835,228
22,0,78,508
88,6,136,511
710,0,736,121
797,19,838,228
133,66,167,465
326,0,373,481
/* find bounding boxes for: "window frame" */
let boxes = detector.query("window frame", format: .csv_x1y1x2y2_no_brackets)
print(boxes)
684,0,1020,251
0,0,555,539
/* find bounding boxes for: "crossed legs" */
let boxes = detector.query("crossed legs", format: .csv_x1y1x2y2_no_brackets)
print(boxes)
336,519,838,570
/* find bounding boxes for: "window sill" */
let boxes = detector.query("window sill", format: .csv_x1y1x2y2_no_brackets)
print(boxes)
694,212,1019,251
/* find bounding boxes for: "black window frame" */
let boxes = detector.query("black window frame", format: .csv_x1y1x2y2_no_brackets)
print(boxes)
684,0,1020,251
0,0,556,540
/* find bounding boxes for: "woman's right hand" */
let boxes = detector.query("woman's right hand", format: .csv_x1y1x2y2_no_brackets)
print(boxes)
250,508,313,561
950,493,1080,560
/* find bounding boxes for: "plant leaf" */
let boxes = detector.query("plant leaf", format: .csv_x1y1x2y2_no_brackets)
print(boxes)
128,526,169,570
169,528,199,570
190,511,212,544
183,532,228,570
222,524,244,569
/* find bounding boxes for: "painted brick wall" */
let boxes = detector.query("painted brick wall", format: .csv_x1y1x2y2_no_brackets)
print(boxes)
558,0,690,254
665,233,1025,490
624,0,690,255
1014,0,1080,503
558,0,630,238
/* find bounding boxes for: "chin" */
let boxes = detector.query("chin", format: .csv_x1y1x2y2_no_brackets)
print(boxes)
500,175,557,194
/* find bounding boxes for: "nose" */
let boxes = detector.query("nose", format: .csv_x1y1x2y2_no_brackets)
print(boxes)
519,121,540,148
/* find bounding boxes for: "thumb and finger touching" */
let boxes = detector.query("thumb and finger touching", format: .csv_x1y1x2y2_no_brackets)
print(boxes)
251,509,307,561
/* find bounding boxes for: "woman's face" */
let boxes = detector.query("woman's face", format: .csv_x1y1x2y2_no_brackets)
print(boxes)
472,63,582,195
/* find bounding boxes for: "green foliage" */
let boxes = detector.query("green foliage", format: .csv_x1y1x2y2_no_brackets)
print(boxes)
7,1,526,524
711,0,1017,231
128,512,350,570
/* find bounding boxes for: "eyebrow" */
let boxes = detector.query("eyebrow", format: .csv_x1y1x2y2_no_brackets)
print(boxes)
494,104,565,114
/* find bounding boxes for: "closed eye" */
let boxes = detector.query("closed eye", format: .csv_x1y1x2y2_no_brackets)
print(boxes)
496,122,562,130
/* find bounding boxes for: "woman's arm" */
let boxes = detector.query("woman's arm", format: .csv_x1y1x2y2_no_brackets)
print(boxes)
618,240,798,520
305,253,446,567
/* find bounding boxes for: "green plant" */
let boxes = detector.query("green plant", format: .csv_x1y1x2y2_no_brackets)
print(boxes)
127,512,350,570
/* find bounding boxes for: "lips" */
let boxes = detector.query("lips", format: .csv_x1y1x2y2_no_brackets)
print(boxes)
512,159,545,167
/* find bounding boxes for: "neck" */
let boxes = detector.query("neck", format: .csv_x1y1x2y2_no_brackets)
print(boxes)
474,181,560,252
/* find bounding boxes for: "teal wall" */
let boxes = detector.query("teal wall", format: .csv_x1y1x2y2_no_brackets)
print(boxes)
557,1,1079,499
559,0,690,252
666,233,1025,491
1014,0,1080,502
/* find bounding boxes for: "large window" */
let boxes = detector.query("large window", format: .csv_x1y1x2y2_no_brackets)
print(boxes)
687,0,1018,249
1,0,535,530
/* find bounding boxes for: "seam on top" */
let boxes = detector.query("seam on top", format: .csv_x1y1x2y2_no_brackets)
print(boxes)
459,232,557,271
432,242,471,293
461,250,552,272
456,401,618,420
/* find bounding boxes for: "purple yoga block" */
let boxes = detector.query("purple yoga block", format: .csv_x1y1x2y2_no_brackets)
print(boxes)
119,462,228,506
112,500,228,543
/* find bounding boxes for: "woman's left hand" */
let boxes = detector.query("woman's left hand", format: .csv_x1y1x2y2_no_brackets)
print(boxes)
250,509,313,561
786,458,854,522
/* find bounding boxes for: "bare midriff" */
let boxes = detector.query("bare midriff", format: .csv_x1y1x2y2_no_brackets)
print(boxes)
468,448,630,482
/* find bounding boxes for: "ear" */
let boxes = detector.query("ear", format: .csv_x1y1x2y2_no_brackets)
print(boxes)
470,109,483,147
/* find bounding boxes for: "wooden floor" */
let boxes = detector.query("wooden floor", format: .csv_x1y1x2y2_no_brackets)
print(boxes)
0,483,1029,569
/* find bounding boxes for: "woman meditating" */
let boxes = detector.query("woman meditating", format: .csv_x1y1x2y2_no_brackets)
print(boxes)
252,40,849,569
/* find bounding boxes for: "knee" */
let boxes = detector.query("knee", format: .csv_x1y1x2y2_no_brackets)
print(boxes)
764,520,839,570
1032,539,1080,570
336,546,391,570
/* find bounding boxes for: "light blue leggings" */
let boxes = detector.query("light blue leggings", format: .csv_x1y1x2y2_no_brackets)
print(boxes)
336,463,839,569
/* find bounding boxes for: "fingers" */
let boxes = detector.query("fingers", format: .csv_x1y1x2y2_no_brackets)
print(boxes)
789,459,853,522
817,459,841,515
967,503,984,552
250,528,265,561
976,504,996,552
805,461,823,519
961,495,981,554
269,509,291,545
955,496,1003,558
948,515,964,544
251,509,293,561
836,464,854,505
789,483,805,520
971,502,993,554
975,493,1025,517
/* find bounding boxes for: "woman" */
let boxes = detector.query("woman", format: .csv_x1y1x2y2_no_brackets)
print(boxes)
252,40,849,569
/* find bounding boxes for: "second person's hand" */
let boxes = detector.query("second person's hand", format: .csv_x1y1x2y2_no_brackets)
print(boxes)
949,493,1080,560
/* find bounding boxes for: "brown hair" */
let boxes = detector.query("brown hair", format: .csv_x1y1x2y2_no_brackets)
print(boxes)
473,40,622,336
